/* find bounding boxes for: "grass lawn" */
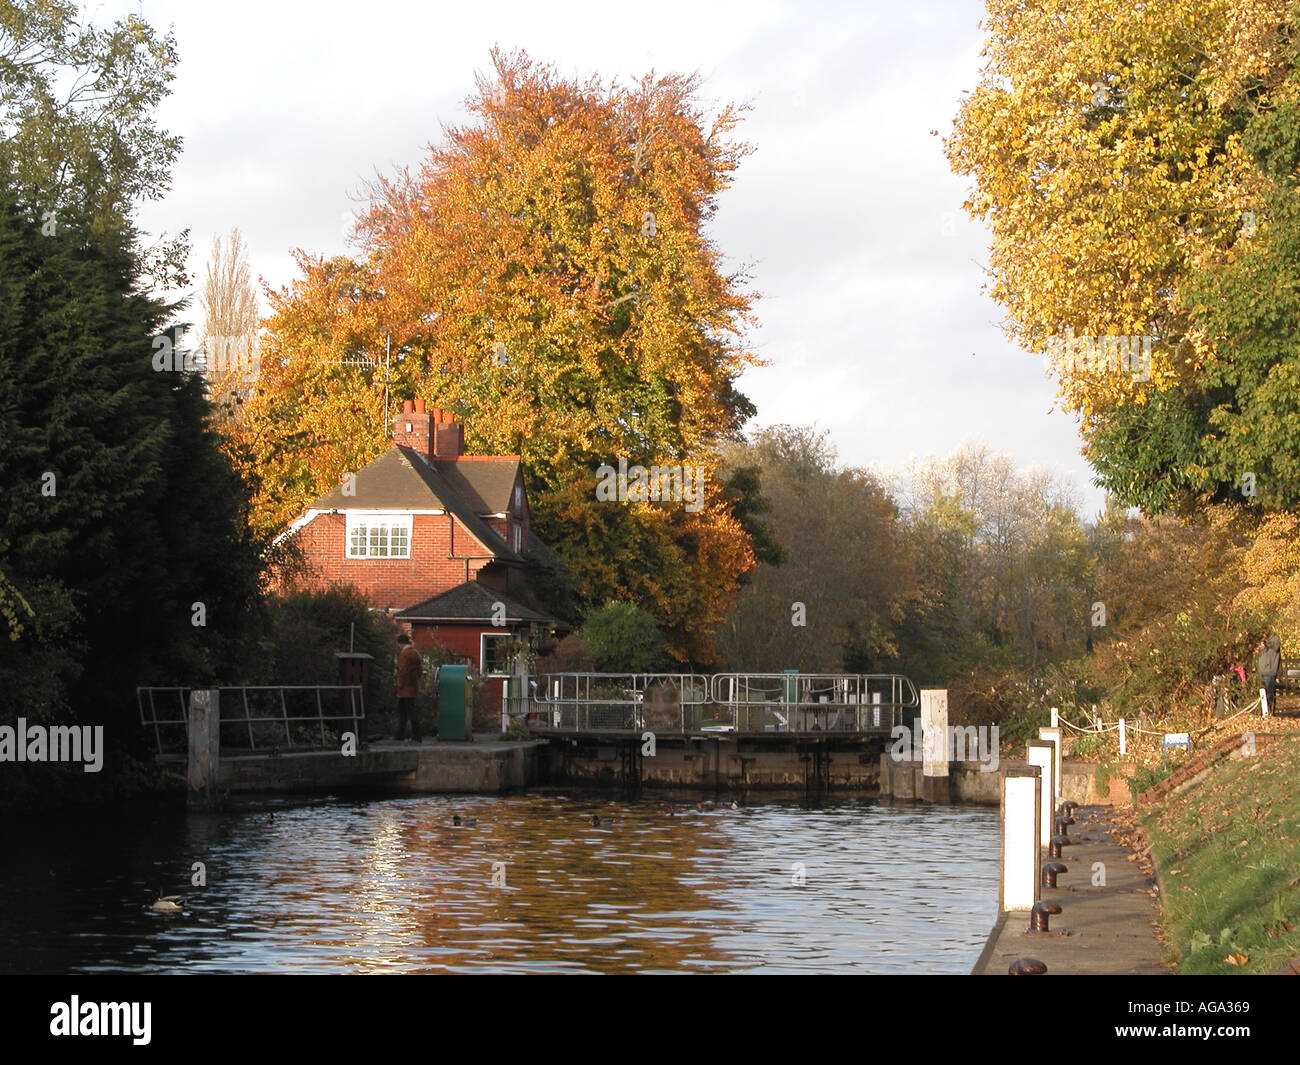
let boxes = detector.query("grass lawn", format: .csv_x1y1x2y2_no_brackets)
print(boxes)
1141,733,1300,974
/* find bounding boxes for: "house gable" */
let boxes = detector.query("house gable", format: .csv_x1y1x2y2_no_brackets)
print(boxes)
278,400,545,613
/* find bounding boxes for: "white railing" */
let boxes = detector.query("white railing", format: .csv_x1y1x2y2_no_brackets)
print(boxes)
518,672,917,735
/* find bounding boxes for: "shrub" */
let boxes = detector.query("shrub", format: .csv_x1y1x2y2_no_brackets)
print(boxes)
264,586,401,720
579,602,667,673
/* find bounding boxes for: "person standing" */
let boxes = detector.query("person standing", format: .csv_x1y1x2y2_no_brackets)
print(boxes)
395,633,423,742
1257,633,1281,715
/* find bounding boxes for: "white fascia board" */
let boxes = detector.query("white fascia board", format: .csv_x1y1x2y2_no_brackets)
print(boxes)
273,509,322,546
342,508,446,515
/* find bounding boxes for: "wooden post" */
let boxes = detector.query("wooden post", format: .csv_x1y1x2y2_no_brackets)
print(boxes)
921,688,950,802
1001,767,1041,912
187,689,220,807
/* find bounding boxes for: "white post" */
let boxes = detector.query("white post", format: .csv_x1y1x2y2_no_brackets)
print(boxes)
1039,726,1063,804
1001,767,1041,912
1026,740,1055,846
1261,687,1271,717
1050,706,1059,729
920,689,950,802
1119,717,1127,755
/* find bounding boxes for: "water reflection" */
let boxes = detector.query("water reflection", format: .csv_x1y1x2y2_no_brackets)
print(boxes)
0,794,999,974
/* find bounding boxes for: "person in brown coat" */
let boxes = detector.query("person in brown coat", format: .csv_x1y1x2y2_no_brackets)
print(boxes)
395,633,423,741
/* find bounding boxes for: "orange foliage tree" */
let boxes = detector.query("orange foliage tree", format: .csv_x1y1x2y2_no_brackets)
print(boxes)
229,48,762,662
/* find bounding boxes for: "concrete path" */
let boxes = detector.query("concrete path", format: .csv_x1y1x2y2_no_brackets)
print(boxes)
972,804,1172,975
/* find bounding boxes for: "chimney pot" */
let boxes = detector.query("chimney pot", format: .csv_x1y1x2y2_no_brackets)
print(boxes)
431,407,442,422
402,399,414,414
414,398,426,414
442,411,454,424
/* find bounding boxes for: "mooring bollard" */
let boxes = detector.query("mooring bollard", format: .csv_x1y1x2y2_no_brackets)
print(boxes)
1048,833,1071,859
1041,861,1068,888
1026,740,1055,847
1001,767,1042,912
1054,815,1072,838
1009,957,1048,975
1060,799,1079,819
1029,900,1062,933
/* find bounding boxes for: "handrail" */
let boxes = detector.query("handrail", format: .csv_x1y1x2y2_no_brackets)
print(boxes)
136,685,365,755
522,672,919,735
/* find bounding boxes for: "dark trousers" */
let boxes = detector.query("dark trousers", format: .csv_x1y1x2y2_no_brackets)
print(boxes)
396,697,421,741
1261,675,1277,712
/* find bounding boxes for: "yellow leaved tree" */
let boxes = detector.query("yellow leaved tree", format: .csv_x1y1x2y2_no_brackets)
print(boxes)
228,48,762,662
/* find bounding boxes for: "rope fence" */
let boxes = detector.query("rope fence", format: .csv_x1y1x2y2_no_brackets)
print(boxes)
1056,695,1265,741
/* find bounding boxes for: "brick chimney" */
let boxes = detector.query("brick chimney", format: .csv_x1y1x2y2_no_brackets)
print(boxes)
433,408,464,459
394,398,433,459
393,399,464,460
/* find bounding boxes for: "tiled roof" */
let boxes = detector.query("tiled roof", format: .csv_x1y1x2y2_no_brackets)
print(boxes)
396,580,555,623
304,446,523,562
432,457,520,514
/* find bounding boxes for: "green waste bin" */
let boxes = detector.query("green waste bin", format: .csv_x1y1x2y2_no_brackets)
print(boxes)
438,664,470,741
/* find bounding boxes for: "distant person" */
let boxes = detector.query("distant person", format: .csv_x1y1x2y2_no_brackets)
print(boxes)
1257,633,1281,714
395,633,423,742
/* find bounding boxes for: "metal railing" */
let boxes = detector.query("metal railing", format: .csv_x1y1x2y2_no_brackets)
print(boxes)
711,673,919,733
525,673,710,732
137,685,365,755
517,672,918,736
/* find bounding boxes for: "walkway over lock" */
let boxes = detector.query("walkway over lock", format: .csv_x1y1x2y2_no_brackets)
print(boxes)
522,673,919,737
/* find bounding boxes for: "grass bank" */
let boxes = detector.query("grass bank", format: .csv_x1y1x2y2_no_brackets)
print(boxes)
1140,732,1300,974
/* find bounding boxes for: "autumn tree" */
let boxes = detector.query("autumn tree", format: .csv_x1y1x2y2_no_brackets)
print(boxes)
715,426,918,672
894,444,1093,681
946,0,1296,510
236,48,761,661
1086,507,1257,710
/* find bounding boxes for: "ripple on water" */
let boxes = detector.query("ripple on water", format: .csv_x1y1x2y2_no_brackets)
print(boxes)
0,793,999,974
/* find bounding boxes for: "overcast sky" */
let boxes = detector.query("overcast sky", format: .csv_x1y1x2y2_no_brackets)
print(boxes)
113,0,1107,517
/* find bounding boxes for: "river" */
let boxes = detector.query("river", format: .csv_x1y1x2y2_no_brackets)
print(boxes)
1,792,999,974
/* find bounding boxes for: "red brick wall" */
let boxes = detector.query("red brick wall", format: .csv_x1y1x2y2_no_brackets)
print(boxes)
291,512,495,609
412,623,512,722
393,411,434,459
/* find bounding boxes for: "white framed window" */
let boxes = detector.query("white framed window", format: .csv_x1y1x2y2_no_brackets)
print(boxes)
513,523,521,552
514,484,522,511
481,632,512,676
346,514,412,558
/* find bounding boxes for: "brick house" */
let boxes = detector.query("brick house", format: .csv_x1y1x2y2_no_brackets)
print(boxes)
281,399,559,717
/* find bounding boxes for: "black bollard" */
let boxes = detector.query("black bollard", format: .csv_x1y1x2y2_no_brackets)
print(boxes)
1041,861,1069,888
1009,957,1048,975
1029,900,1062,933
1048,834,1071,858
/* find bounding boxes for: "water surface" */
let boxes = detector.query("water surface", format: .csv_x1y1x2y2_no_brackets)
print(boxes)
0,793,999,974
